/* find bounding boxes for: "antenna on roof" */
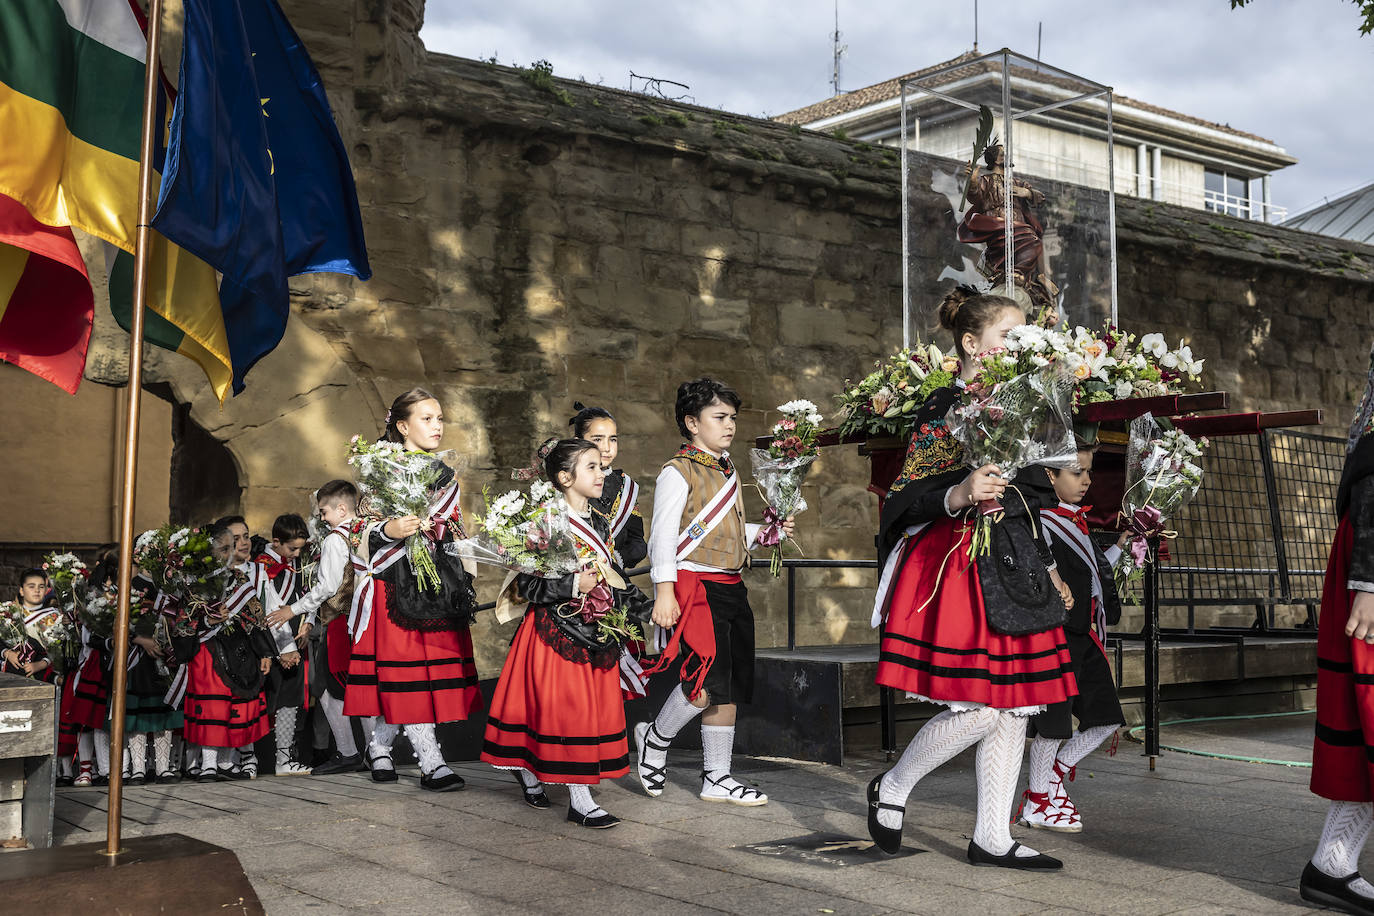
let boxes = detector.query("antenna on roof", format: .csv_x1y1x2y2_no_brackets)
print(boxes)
1036,22,1043,68
831,0,847,96
973,0,979,53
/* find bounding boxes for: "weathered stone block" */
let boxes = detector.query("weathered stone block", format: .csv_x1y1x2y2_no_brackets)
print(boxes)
685,295,752,341
624,213,681,255
778,302,880,350
681,222,759,263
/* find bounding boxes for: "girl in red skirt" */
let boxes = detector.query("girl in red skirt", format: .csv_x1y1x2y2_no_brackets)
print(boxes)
1305,345,1374,915
867,290,1077,870
170,524,275,781
345,388,481,792
482,438,653,828
62,552,120,787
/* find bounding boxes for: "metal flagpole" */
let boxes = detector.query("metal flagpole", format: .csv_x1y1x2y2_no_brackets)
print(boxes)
105,0,167,857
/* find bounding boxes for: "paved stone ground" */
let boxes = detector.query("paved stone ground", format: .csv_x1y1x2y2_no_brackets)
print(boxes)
50,717,1336,915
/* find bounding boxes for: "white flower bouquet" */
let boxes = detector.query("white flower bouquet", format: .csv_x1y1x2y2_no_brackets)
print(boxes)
1114,414,1208,602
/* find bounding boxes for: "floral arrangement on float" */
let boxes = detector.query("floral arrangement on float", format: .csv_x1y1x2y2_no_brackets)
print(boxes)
834,326,1206,441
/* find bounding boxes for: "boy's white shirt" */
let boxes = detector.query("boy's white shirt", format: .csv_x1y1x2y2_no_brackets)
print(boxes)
292,520,357,626
648,453,762,585
239,560,297,655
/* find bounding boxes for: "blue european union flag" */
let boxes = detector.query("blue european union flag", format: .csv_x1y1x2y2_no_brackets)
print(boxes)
152,0,371,394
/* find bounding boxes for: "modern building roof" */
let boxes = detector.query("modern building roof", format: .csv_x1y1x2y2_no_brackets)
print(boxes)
1283,182,1374,245
775,49,1282,149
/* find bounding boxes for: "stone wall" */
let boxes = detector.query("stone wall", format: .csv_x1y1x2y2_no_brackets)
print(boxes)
47,0,1374,673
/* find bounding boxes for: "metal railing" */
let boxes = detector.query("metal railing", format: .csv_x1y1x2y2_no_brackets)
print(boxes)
1144,428,1343,636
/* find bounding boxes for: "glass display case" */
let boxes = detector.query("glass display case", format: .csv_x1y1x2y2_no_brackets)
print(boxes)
897,49,1119,342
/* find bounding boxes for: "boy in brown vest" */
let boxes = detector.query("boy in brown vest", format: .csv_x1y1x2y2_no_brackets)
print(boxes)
268,479,375,775
635,378,793,806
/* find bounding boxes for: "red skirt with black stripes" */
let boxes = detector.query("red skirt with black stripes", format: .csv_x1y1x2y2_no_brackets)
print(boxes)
480,608,629,785
58,651,111,754
1312,516,1374,801
182,643,270,749
876,518,1078,709
343,581,482,725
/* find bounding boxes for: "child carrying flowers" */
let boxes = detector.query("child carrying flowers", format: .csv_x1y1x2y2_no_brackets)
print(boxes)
866,289,1076,871
481,438,653,828
344,387,480,792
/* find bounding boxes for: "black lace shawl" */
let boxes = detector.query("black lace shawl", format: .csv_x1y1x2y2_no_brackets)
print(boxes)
516,512,652,667
875,384,1057,573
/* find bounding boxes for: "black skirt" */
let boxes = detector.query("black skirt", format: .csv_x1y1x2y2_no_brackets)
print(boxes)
1029,630,1125,740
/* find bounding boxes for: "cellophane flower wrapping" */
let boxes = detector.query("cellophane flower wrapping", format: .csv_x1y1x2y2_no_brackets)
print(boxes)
29,611,72,674
81,583,118,639
451,480,582,578
44,552,88,618
348,437,457,593
1114,414,1207,602
947,365,1078,558
750,400,825,576
136,526,234,634
0,602,27,661
295,512,332,595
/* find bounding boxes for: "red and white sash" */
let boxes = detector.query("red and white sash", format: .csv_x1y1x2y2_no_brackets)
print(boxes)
568,512,614,567
163,580,255,707
609,475,639,542
22,606,59,639
569,510,648,696
676,473,742,562
348,481,460,642
1040,504,1107,638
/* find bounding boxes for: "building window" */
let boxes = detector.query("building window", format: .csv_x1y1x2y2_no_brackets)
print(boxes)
1205,169,1251,218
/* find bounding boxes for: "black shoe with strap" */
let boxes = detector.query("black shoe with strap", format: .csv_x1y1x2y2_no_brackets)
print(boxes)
419,769,465,792
866,773,904,855
567,805,619,829
1301,861,1374,915
511,770,550,809
367,752,398,783
966,840,1063,871
312,752,362,776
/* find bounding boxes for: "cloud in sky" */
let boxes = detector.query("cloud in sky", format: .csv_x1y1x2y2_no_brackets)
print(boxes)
421,1,1373,217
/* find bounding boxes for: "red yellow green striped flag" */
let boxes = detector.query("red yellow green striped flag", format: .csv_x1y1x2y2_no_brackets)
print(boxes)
0,193,92,392
0,0,234,401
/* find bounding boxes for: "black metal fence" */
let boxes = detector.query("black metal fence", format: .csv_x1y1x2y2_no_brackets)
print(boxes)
1147,428,1344,635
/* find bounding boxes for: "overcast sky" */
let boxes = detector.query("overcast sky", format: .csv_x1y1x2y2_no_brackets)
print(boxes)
420,1,1373,219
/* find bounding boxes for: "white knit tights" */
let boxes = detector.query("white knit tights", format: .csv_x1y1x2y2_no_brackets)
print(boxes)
1028,737,1058,795
1313,800,1374,898
275,707,298,757
93,729,110,775
876,706,998,829
126,733,147,777
1060,725,1117,768
404,723,450,777
568,784,605,817
972,711,1039,857
153,731,173,775
318,692,359,756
